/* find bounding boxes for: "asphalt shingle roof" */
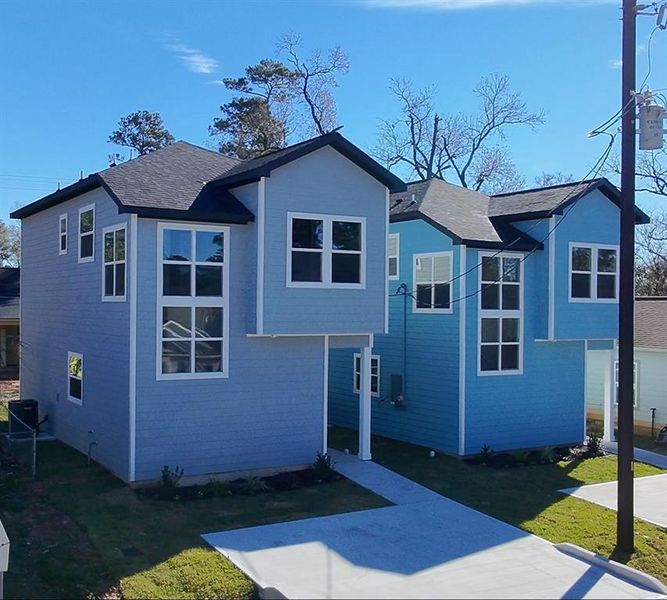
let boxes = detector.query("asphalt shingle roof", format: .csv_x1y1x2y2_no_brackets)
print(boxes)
635,297,667,349
0,268,20,321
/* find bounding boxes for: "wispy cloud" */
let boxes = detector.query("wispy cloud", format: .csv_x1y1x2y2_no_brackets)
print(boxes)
363,0,617,9
164,38,218,74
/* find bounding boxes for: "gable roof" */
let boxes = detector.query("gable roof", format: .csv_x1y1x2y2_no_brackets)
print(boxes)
390,178,543,251
11,133,405,221
489,178,650,224
0,268,20,321
635,297,667,349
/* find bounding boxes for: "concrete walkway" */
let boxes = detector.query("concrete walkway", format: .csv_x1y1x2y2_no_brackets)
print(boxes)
603,441,667,469
203,451,666,599
560,473,667,529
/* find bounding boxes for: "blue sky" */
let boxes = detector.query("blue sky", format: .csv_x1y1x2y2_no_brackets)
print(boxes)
0,0,664,223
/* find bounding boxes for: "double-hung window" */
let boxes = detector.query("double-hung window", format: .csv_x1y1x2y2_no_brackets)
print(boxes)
158,224,228,379
67,352,83,405
288,213,365,287
353,353,380,396
614,360,638,407
78,205,95,263
413,252,452,313
388,233,399,280
103,224,126,300
479,253,522,374
569,243,618,302
59,214,68,255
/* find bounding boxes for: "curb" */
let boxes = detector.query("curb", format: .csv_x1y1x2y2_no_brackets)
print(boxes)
555,542,667,596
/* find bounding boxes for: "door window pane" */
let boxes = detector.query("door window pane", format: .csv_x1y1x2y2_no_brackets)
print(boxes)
332,253,360,283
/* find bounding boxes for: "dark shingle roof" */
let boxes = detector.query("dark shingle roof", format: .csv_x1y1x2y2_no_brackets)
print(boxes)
0,268,20,321
489,178,650,224
635,297,667,349
390,178,543,251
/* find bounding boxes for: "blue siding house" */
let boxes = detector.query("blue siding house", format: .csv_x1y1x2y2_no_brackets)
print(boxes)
12,132,405,483
329,177,649,456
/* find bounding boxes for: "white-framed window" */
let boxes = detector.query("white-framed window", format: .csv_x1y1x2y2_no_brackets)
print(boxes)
287,212,366,288
413,252,453,313
388,233,400,280
614,360,638,407
78,204,95,263
67,352,83,405
478,252,523,375
59,214,68,255
353,353,380,397
157,223,229,379
569,243,619,303
103,224,126,301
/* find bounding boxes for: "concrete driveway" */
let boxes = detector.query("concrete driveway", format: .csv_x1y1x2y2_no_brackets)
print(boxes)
203,451,666,599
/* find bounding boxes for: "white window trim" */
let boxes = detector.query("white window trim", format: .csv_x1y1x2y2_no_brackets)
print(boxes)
568,242,619,304
353,352,380,397
102,223,127,302
388,233,400,280
59,213,68,255
67,351,83,406
614,360,639,407
477,251,524,376
78,204,95,264
286,212,366,289
156,222,230,381
412,251,454,314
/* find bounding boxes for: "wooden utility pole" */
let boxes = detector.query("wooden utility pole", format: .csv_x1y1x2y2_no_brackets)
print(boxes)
617,0,637,554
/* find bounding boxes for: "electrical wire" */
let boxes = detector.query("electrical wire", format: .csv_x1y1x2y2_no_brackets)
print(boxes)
639,26,661,93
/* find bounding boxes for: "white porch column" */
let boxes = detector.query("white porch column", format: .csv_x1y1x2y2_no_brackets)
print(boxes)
603,348,616,442
358,345,372,461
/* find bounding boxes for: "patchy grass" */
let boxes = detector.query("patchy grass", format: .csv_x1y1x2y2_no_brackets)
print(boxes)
330,426,667,584
0,441,389,599
634,433,667,456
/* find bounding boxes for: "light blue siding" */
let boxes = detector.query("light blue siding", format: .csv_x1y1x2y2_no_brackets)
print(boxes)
262,146,387,335
20,188,131,479
134,218,325,481
329,219,460,453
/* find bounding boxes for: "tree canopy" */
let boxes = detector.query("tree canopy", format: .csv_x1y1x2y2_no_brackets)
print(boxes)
109,110,175,156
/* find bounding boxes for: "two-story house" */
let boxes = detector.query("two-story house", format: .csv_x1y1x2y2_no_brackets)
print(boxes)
329,177,649,456
11,132,405,484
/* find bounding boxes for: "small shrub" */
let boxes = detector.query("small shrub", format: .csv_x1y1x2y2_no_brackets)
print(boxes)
586,431,604,457
205,479,233,498
158,465,184,499
479,444,494,466
313,451,337,482
539,446,558,464
235,476,270,496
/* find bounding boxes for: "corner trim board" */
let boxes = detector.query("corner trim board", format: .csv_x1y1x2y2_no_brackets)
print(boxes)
458,245,467,455
256,178,266,334
128,213,138,482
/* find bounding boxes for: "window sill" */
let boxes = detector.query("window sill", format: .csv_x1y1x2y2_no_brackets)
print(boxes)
287,281,365,290
477,369,523,377
157,372,229,381
413,308,453,315
353,390,380,398
568,298,619,304
67,396,83,406
78,256,94,264
102,296,127,303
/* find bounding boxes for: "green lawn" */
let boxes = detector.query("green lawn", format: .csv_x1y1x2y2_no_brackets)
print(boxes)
329,426,667,584
0,441,389,599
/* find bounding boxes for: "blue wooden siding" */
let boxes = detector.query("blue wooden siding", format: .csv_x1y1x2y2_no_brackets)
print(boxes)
20,188,131,479
134,218,325,481
329,219,460,453
262,146,387,335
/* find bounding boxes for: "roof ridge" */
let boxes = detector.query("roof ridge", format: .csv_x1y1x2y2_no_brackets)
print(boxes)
492,178,605,198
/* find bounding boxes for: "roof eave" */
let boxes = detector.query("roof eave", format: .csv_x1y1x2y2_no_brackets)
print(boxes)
117,205,255,224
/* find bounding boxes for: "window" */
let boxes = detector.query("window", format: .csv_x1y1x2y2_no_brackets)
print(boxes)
287,213,365,287
614,360,638,407
353,353,380,396
78,204,95,263
413,252,452,313
479,253,522,374
158,224,228,379
388,233,399,280
569,243,618,302
67,352,83,405
59,214,67,255
103,224,126,300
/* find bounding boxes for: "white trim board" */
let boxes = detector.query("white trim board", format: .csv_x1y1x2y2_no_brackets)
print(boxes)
256,178,266,334
458,245,467,456
128,214,138,482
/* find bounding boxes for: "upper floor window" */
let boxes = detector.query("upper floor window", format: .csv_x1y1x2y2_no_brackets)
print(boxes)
287,213,365,288
67,352,83,405
413,252,452,313
479,253,522,375
353,353,380,396
59,214,68,255
158,224,228,379
388,233,399,280
569,243,618,302
103,224,126,301
78,204,95,263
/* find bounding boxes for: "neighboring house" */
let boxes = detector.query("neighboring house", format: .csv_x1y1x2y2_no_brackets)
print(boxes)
586,296,667,439
329,177,649,456
0,267,20,379
11,133,405,483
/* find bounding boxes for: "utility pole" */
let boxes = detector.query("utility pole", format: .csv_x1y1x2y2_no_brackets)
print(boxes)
617,0,637,554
